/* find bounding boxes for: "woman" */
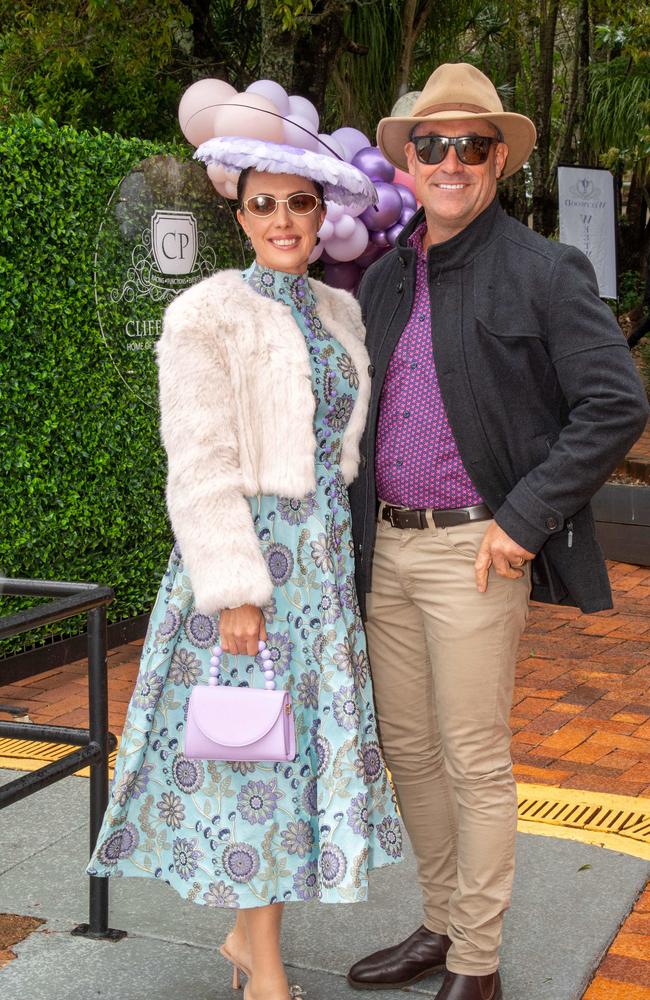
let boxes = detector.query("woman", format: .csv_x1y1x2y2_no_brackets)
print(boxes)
87,136,402,1000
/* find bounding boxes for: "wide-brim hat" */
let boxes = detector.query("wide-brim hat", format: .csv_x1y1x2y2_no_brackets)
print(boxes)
195,135,377,210
377,63,536,179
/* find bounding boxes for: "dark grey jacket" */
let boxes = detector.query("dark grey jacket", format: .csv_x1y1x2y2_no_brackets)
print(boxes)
349,198,649,615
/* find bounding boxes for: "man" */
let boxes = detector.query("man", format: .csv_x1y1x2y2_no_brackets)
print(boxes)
347,63,648,1000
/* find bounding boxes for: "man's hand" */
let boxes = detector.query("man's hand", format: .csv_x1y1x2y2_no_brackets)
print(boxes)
475,521,535,593
219,604,267,655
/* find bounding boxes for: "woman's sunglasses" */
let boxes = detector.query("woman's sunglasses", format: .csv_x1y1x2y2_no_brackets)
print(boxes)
243,193,322,217
410,134,499,166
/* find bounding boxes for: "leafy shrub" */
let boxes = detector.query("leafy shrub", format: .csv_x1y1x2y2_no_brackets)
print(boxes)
0,116,240,655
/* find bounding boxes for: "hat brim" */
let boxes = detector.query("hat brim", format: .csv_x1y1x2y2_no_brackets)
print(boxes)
377,110,536,179
194,136,377,208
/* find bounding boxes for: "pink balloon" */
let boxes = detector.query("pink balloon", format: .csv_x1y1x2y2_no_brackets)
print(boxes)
207,162,227,187
223,178,238,200
213,93,284,142
324,218,369,261
246,79,290,116
333,214,356,239
323,261,362,292
371,229,390,247
331,127,371,161
179,78,237,146
288,95,320,131
283,114,319,151
393,167,417,196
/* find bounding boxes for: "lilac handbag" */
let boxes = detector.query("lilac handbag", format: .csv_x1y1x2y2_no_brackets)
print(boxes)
184,640,296,762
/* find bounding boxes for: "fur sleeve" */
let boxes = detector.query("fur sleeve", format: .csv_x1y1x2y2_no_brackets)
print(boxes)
157,285,273,614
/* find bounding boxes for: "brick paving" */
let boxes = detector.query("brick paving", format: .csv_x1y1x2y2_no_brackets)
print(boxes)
1,558,649,996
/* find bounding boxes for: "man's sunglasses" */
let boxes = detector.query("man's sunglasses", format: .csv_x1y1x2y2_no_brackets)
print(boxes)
243,193,322,217
410,134,500,166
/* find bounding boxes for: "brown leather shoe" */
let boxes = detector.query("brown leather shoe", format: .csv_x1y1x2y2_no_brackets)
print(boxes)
434,971,502,1000
347,925,451,989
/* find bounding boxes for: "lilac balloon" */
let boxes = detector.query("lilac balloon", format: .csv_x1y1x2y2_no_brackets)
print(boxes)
288,94,319,131
323,261,362,292
386,222,404,247
324,218,369,261
331,126,371,161
356,242,385,269
246,79,289,116
352,146,395,183
393,183,418,212
371,229,390,247
361,182,403,231
399,206,416,226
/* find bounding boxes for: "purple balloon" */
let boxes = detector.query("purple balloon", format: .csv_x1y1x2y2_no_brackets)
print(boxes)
356,242,385,269
399,206,416,226
393,183,417,212
323,261,362,292
351,146,395,184
386,222,404,247
360,182,403,231
371,229,390,247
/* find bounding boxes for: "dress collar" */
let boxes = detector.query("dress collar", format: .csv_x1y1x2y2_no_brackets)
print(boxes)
243,261,317,317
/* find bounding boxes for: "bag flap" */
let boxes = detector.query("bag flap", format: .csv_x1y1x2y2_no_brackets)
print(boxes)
188,687,289,747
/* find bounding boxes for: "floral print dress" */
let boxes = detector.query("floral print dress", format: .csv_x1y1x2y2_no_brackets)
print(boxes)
87,262,402,908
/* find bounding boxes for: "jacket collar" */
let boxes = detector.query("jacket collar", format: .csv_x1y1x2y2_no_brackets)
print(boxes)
397,196,505,270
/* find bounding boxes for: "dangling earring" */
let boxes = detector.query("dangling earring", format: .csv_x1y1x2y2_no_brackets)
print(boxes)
244,237,252,250
315,236,321,245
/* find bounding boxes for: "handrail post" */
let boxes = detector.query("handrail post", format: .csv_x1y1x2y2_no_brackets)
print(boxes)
87,605,110,937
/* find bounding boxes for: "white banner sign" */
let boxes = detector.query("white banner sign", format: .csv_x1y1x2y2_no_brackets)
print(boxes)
557,166,617,299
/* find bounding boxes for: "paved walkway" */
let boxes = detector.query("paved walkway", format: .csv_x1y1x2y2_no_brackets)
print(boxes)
1,559,649,997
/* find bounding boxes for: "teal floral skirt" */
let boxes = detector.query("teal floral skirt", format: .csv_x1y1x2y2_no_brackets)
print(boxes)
87,472,403,908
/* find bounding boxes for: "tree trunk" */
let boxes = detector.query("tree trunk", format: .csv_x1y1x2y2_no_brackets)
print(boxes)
292,4,347,112
259,0,296,90
527,0,560,233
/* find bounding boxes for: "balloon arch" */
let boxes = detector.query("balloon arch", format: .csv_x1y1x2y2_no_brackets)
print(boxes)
178,77,419,291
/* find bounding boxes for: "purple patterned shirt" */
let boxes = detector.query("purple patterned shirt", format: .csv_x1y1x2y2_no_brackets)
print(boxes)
375,222,483,509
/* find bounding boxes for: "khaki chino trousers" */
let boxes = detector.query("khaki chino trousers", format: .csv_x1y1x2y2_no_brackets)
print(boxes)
365,512,530,975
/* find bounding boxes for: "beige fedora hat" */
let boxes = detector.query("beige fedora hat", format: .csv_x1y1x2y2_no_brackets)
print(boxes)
377,63,536,178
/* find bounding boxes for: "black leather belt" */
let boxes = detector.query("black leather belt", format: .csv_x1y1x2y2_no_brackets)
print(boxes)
380,501,493,530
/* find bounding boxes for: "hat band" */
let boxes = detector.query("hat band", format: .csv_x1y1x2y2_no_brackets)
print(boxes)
416,102,497,117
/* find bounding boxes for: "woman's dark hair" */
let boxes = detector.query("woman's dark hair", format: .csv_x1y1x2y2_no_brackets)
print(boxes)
237,167,324,209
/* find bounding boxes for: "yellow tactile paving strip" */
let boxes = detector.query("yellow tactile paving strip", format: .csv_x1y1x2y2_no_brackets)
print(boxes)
1,738,648,860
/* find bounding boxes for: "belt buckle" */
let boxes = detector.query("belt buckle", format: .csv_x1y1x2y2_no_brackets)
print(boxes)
385,505,397,528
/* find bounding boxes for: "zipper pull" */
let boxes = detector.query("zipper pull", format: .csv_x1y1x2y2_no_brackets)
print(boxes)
567,520,573,548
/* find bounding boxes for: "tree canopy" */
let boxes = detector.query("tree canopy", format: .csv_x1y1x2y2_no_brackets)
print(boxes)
1,1,648,255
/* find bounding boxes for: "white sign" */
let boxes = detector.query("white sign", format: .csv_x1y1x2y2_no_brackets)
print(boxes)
558,166,617,299
151,210,198,275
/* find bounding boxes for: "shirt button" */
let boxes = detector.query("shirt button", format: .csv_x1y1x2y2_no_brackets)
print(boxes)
546,517,559,530
396,459,403,467
410,362,417,370
403,411,410,418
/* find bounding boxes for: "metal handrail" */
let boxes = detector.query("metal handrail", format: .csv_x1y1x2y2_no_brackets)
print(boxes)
0,578,124,940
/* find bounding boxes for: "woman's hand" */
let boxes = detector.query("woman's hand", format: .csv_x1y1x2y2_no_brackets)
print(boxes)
219,605,268,656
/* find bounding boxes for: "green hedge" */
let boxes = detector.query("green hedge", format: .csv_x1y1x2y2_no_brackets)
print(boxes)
0,117,240,655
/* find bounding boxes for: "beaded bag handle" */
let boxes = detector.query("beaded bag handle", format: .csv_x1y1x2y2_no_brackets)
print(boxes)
209,640,277,689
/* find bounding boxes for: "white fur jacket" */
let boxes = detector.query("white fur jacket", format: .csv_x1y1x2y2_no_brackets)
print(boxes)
156,269,371,615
